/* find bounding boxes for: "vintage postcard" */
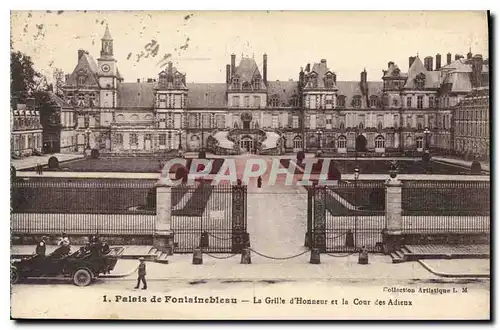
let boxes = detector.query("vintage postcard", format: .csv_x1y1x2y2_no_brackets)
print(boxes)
9,10,490,320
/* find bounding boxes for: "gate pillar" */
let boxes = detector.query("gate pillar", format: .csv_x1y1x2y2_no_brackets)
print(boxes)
231,185,247,253
382,176,403,254
304,187,313,247
312,186,327,253
154,180,174,255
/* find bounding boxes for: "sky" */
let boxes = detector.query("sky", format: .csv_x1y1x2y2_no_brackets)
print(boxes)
10,11,489,84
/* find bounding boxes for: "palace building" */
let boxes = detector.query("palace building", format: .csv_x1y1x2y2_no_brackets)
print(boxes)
56,25,489,156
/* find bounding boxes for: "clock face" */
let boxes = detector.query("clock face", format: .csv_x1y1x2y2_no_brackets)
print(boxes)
101,64,110,73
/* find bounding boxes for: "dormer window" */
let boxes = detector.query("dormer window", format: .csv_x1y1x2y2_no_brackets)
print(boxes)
290,95,300,107
232,77,240,89
352,95,362,108
337,95,346,108
311,78,318,88
270,95,280,107
253,78,261,89
369,96,379,108
324,73,334,88
89,93,96,107
159,72,167,86
242,82,251,90
174,75,183,88
415,73,426,90
77,76,86,86
77,93,85,107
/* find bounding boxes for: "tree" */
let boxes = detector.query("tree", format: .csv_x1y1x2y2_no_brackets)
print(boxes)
11,51,43,103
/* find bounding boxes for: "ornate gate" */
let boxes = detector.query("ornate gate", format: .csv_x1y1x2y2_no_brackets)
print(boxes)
171,184,247,253
307,182,386,253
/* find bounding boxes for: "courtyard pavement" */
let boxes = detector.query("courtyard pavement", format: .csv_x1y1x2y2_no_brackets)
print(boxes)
11,153,84,170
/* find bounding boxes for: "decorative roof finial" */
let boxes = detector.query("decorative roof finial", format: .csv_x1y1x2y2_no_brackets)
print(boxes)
102,24,112,40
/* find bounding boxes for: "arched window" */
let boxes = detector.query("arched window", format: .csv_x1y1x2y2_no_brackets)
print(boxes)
130,114,139,121
293,136,303,149
375,135,385,149
416,136,424,149
337,95,346,108
352,95,362,108
337,135,347,149
116,114,125,122
78,76,86,86
369,96,379,108
269,95,280,107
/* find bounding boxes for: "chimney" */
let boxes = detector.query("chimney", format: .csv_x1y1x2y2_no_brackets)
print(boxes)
447,53,452,65
11,96,18,110
333,73,337,84
435,54,442,70
472,54,483,88
168,61,173,75
360,69,368,95
455,54,463,61
409,56,416,68
78,49,85,61
263,53,268,84
65,74,70,83
388,61,394,68
320,59,327,65
305,63,310,72
26,97,35,110
424,56,433,71
137,78,140,83
231,54,236,76
467,48,473,60
226,64,231,84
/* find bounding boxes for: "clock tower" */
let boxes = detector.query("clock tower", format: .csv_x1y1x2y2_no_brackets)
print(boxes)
98,25,118,108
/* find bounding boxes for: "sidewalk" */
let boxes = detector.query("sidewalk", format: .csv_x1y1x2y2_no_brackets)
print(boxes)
11,153,84,170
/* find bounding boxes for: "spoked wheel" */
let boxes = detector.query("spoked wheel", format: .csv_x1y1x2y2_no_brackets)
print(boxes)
10,267,19,284
73,268,93,287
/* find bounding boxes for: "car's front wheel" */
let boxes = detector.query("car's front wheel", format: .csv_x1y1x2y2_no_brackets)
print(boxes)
10,267,19,284
73,268,93,287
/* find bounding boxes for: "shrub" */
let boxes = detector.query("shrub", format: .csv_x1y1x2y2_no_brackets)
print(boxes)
91,149,100,159
471,161,482,174
198,150,207,159
422,151,431,162
296,150,305,163
48,156,59,169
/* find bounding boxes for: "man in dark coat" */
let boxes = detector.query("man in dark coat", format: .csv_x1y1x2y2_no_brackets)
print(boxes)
134,257,147,290
35,236,47,257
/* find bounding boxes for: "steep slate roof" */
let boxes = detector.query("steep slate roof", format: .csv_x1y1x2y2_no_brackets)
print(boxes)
117,82,155,108
66,52,99,86
336,81,383,107
48,92,73,109
383,62,407,79
267,80,300,106
186,83,227,108
306,61,335,88
234,57,261,83
404,57,440,89
440,59,489,73
442,72,473,93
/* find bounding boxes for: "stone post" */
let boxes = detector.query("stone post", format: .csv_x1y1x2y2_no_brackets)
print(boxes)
382,175,403,254
154,178,174,255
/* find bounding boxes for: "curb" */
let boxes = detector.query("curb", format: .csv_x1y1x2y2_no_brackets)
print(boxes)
418,260,490,278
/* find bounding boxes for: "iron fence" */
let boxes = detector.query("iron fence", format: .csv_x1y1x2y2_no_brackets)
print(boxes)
401,180,490,233
10,180,155,235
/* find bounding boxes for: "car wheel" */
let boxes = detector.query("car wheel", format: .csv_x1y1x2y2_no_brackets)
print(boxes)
73,268,93,287
11,267,19,284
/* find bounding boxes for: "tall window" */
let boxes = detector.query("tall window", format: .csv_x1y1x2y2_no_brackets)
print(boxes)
353,95,362,108
292,115,299,129
159,134,166,146
89,93,96,107
417,95,423,109
78,93,85,107
406,96,412,108
272,114,279,128
253,96,261,108
293,136,303,149
369,96,378,108
337,95,346,108
393,115,399,128
429,95,435,108
244,96,250,107
290,95,300,107
78,76,86,86
116,133,123,145
253,78,261,89
130,133,138,146
375,136,385,149
337,136,347,149
324,76,334,88
232,96,240,107
232,77,240,89
416,137,424,149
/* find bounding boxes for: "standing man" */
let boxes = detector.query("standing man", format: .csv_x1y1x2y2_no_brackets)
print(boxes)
134,257,147,290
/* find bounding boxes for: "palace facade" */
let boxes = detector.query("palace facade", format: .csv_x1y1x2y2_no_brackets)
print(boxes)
10,97,43,157
54,25,489,156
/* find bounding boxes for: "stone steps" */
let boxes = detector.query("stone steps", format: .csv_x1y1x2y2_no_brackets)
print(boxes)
390,244,490,263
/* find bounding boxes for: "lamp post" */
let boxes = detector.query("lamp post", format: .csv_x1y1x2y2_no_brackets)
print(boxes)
85,127,92,150
177,129,182,150
424,127,431,152
354,166,360,247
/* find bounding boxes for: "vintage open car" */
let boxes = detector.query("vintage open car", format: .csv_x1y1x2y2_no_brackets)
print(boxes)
11,244,124,286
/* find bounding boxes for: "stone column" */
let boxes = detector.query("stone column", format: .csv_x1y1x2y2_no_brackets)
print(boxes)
153,179,174,255
382,176,403,254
